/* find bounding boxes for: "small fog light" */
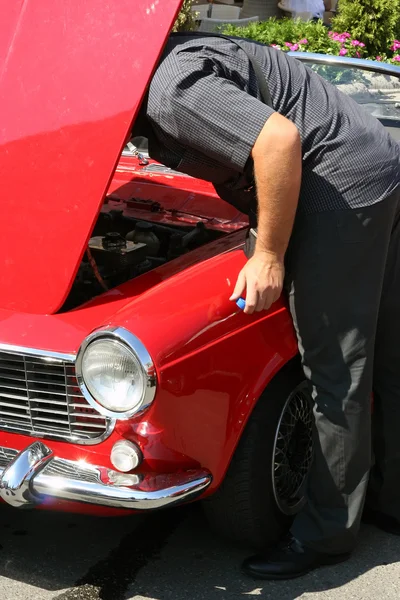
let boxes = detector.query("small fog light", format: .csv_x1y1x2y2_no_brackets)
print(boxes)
111,440,142,473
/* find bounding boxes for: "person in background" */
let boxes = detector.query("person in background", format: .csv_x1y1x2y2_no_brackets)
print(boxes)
291,0,332,21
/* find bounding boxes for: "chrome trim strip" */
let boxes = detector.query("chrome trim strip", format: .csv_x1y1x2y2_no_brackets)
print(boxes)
0,443,211,510
75,327,157,420
0,343,76,363
290,51,400,77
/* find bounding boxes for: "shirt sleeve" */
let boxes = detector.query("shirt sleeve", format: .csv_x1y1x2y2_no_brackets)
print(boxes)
152,63,276,173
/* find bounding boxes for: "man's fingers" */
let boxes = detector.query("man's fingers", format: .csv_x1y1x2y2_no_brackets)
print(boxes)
230,270,246,301
244,282,258,314
255,291,270,312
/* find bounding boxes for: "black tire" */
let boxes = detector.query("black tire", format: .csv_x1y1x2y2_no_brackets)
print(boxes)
203,358,313,549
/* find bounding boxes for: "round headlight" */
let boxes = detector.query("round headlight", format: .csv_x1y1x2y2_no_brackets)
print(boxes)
76,329,155,418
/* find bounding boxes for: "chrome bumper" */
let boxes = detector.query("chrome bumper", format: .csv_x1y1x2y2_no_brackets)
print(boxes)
0,442,212,510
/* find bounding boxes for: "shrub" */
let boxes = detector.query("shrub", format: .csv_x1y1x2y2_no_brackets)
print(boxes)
223,18,329,52
172,0,197,32
222,18,400,64
332,0,400,58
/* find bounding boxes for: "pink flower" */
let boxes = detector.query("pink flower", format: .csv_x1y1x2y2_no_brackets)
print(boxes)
391,40,400,51
359,42,365,48
331,32,350,44
351,40,360,46
356,51,361,58
394,54,400,61
339,47,348,56
333,34,347,43
285,42,299,51
376,56,382,61
299,38,308,44
271,44,282,50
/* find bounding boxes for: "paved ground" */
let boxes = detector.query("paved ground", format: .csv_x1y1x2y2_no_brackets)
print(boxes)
0,503,399,600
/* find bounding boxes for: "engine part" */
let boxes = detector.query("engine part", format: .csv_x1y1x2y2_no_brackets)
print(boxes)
126,221,160,257
89,233,147,271
181,222,207,249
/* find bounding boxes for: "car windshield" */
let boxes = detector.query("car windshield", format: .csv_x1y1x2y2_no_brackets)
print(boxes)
308,63,400,123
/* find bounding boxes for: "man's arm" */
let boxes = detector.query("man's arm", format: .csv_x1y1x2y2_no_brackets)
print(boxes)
230,113,302,314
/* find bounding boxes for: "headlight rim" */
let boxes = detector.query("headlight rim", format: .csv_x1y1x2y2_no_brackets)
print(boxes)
75,327,156,420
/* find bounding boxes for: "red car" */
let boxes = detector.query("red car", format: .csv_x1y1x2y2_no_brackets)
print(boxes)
0,1,399,547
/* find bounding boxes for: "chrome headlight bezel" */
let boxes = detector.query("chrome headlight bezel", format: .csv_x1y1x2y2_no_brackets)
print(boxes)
75,327,156,420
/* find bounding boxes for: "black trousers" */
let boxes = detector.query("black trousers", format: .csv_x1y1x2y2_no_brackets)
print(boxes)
281,189,400,554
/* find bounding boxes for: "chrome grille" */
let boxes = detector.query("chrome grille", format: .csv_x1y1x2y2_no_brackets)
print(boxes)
0,446,17,469
0,349,112,444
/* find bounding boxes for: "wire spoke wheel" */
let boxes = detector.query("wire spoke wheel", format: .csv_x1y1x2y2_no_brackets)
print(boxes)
203,361,314,548
272,383,313,515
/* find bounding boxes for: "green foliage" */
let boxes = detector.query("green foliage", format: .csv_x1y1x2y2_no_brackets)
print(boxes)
332,0,400,57
172,0,197,32
224,17,330,52
222,18,400,63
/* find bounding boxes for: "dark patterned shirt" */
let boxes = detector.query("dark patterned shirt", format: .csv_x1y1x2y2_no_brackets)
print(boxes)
145,34,400,215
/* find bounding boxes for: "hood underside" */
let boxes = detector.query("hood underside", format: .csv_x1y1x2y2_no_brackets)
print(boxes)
0,0,183,314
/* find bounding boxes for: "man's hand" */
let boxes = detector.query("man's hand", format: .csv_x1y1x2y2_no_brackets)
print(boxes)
230,251,285,314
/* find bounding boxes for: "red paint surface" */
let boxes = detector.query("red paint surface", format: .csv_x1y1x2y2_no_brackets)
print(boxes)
0,233,298,513
0,0,182,314
109,155,249,231
0,0,300,515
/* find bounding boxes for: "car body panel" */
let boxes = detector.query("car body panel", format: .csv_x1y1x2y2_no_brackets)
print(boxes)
110,155,249,231
0,236,297,504
0,0,182,314
1,34,398,514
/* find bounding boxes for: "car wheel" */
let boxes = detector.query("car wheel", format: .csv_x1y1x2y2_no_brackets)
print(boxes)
203,358,314,549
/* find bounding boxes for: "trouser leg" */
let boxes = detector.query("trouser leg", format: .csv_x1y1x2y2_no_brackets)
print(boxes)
285,198,398,554
368,190,400,518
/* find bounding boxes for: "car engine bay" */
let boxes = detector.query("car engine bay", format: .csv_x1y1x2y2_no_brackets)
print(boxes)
62,204,225,311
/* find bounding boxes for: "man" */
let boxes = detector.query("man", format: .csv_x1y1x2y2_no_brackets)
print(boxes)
134,34,400,579
290,0,332,21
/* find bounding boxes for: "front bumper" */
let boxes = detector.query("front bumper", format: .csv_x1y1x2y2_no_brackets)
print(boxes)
0,442,212,510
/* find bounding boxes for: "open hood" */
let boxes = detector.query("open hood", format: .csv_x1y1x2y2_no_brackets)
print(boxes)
0,0,183,314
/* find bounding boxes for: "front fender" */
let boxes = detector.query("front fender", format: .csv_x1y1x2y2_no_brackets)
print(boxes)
107,236,298,492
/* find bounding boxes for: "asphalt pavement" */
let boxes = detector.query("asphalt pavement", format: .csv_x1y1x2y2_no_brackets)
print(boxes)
0,503,399,600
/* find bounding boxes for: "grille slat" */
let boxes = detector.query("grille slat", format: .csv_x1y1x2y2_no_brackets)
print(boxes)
29,397,72,406
32,407,69,416
0,400,32,410
0,373,27,383
70,412,106,420
0,391,30,402
32,416,71,425
0,350,111,443
69,421,106,430
0,365,26,374
24,387,80,398
0,410,30,419
0,383,28,392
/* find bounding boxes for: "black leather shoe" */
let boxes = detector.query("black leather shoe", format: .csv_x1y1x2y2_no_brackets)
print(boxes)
362,507,400,536
242,536,351,580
